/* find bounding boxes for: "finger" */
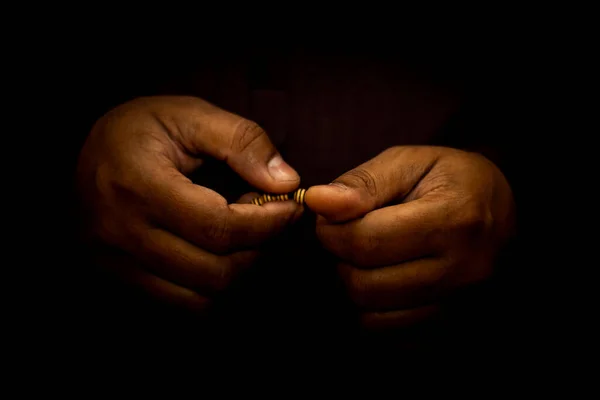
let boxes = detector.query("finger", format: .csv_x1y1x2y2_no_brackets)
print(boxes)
337,258,451,311
360,304,441,331
147,96,300,193
236,192,260,204
144,174,302,253
127,226,258,294
305,146,441,222
97,249,210,314
317,197,445,268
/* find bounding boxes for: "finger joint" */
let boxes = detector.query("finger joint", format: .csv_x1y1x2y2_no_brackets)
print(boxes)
231,120,267,156
337,167,379,199
206,213,232,253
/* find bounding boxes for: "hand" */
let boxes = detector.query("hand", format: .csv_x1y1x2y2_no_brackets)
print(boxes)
306,146,515,330
76,96,302,313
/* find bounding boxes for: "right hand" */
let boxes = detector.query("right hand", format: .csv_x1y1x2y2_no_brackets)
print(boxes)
76,96,302,313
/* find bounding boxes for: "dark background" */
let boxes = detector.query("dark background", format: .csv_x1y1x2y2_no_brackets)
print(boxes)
26,26,564,372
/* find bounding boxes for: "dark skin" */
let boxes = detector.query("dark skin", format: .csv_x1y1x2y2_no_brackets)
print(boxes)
77,96,303,312
308,146,515,329
77,95,515,329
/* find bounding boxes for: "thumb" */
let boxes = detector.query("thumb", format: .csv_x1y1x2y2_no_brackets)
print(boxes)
305,146,440,222
150,96,300,193
224,120,300,193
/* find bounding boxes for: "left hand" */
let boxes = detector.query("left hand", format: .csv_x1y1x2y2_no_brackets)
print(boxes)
306,146,515,330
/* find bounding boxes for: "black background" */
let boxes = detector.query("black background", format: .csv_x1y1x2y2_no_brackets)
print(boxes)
20,19,570,375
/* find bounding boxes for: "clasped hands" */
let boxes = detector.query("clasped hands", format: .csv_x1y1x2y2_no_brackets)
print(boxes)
77,96,515,330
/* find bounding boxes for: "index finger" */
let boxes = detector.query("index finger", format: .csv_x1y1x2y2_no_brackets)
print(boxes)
143,168,302,254
316,197,448,268
142,96,300,193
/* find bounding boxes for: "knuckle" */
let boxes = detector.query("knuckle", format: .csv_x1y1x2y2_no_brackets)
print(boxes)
337,167,378,198
232,119,267,154
455,203,489,236
98,163,146,205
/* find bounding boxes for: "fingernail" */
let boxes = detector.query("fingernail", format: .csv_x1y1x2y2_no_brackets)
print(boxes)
268,155,299,182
